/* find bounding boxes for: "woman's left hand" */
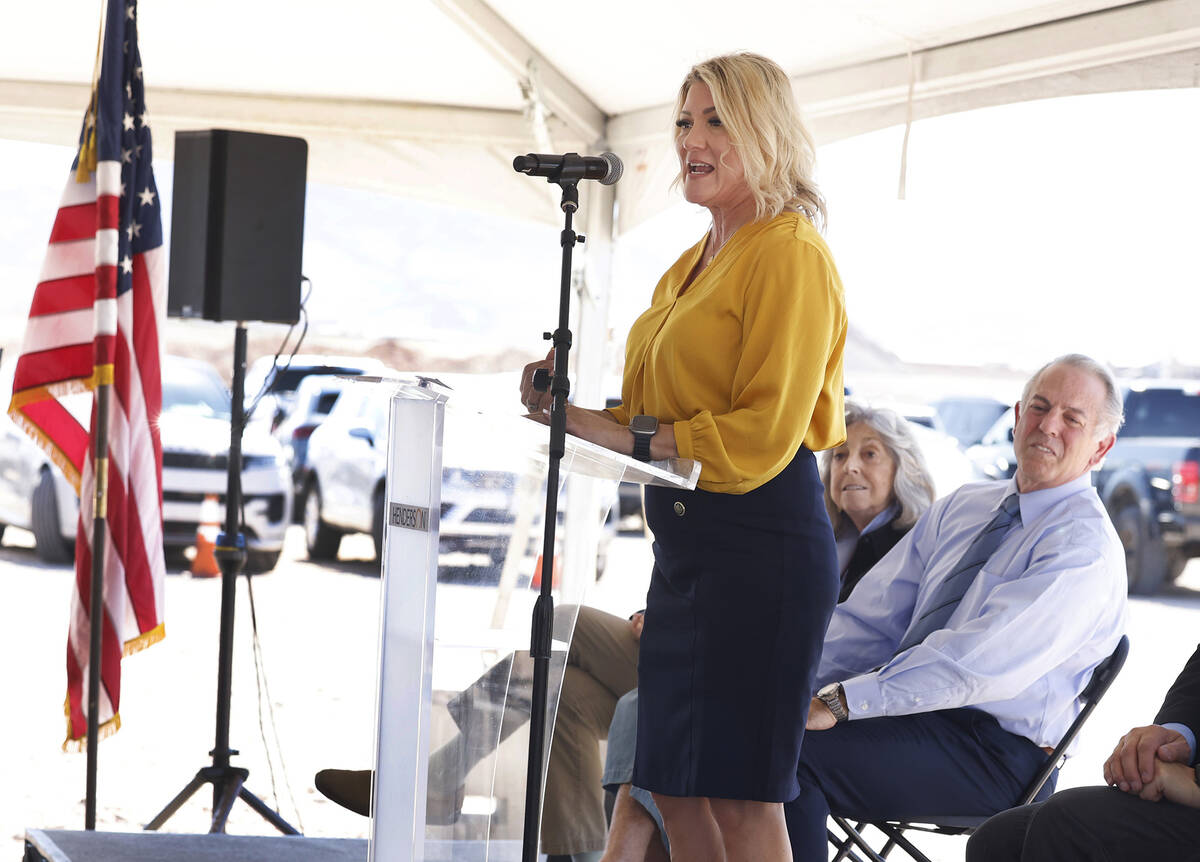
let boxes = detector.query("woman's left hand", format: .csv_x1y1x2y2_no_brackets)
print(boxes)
527,403,631,455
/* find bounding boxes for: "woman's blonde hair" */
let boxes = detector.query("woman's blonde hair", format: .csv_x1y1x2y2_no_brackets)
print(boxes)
672,52,826,228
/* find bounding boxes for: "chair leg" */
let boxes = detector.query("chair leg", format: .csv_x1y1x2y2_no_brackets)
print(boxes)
830,815,891,862
874,822,936,862
829,826,868,862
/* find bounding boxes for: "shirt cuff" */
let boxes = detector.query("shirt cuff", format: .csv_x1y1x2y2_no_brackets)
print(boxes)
672,418,695,461
841,673,886,720
1162,722,1197,764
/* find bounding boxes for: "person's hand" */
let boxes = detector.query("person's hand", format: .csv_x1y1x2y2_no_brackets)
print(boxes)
1136,760,1200,809
1103,725,1191,793
807,697,837,731
519,348,554,414
629,612,645,641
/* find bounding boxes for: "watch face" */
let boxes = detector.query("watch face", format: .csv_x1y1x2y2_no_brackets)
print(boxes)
818,683,839,698
631,415,658,435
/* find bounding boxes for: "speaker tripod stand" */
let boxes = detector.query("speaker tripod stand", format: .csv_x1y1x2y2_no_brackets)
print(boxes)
145,324,298,835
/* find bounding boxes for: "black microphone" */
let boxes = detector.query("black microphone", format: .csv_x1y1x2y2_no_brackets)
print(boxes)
513,152,623,185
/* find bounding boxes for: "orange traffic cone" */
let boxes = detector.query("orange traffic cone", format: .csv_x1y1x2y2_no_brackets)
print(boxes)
530,554,561,589
191,494,221,577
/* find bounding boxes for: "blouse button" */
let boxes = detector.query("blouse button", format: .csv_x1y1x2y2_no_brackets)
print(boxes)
673,501,686,517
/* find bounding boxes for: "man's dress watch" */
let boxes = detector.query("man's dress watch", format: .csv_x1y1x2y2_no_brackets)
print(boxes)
817,682,849,723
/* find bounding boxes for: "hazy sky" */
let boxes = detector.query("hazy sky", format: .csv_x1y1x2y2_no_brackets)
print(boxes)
614,88,1200,372
3,88,1198,374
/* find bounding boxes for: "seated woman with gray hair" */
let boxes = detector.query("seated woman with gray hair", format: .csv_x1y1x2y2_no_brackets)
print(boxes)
825,400,937,601
600,401,937,861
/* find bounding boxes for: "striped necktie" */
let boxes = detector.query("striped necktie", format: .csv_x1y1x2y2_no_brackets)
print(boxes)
895,493,1021,654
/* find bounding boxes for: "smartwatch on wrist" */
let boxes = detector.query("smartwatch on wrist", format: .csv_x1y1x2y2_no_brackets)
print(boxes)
630,415,658,462
817,682,849,723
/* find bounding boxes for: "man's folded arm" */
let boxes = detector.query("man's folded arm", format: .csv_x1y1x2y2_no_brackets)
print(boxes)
1155,644,1200,763
840,540,1124,721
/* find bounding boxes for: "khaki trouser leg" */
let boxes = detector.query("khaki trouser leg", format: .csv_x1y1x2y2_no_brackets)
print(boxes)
540,606,640,854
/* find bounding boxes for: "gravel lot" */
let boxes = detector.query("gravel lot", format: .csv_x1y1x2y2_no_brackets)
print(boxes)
2,522,1198,861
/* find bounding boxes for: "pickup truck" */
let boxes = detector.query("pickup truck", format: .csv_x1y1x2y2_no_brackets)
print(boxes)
1099,381,1200,594
964,380,1200,595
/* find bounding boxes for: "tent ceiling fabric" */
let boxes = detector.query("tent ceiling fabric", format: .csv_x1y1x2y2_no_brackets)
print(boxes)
2,0,1198,228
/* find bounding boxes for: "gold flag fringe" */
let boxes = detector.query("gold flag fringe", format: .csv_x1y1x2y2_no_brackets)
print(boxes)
5,408,83,493
124,622,165,657
61,625,166,750
63,705,121,753
7,364,118,495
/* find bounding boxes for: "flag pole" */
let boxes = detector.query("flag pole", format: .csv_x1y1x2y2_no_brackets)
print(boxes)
83,0,110,829
85,375,111,830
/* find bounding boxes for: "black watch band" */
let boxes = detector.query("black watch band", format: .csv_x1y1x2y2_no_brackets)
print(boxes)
630,415,658,462
633,434,651,462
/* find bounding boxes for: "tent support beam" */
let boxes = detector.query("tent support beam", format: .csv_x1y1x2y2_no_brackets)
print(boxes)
434,0,608,146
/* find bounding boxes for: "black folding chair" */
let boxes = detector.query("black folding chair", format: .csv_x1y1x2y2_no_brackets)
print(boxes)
827,635,1130,862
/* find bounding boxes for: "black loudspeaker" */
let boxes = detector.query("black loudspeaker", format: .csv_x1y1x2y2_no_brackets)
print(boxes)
167,129,307,324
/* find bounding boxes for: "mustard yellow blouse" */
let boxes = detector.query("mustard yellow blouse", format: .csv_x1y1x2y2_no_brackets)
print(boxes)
608,213,847,494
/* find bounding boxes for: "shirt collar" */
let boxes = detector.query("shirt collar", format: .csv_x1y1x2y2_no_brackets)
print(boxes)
1005,472,1094,524
861,504,899,537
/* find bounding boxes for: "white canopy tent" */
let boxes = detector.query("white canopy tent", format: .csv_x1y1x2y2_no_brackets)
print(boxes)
4,0,1198,226
2,0,1198,399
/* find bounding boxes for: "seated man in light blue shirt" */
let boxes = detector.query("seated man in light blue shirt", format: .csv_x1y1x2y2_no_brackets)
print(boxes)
787,353,1129,859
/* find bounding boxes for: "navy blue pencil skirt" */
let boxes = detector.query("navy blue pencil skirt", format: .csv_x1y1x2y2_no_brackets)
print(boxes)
632,447,839,802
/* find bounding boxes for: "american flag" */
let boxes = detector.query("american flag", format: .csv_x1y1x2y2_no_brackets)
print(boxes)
7,0,166,747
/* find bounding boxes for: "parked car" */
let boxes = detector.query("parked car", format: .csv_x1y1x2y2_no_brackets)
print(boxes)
1,356,293,572
303,376,614,577
0,360,78,562
965,407,1018,481
161,356,294,572
1100,381,1200,594
933,396,1010,448
963,380,1200,594
243,353,386,428
301,379,393,562
863,399,981,494
907,423,981,498
273,373,350,510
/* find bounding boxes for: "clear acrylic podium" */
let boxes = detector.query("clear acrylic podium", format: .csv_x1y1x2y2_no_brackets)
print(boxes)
370,380,699,862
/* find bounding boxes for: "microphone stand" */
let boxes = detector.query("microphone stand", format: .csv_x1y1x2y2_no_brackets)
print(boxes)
521,179,583,862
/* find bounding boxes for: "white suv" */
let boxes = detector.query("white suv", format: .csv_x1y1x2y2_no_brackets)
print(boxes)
161,356,292,572
1,356,292,572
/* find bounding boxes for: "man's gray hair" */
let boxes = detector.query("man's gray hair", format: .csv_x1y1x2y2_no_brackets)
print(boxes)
820,401,937,534
1020,354,1124,439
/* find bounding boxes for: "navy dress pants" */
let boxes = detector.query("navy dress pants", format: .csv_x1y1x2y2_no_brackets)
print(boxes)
966,785,1200,861
784,708,1053,861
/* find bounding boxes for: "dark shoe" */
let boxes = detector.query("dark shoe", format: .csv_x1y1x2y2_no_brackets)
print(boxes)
314,768,372,817
315,765,465,824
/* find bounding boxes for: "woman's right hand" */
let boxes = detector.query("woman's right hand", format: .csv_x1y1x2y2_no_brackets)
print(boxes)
519,348,554,414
